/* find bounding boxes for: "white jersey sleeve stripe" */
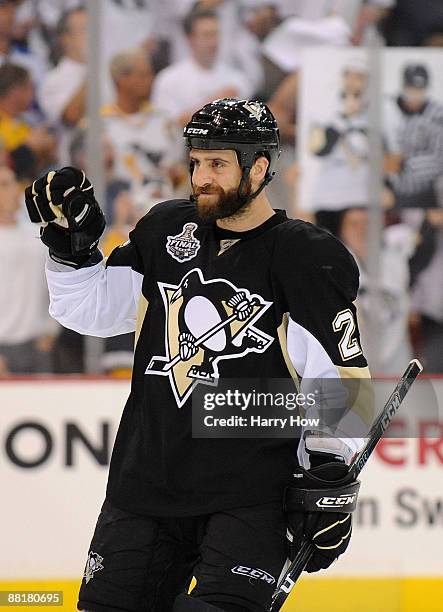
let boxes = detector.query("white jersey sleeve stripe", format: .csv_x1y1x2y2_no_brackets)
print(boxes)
286,314,340,380
286,314,368,467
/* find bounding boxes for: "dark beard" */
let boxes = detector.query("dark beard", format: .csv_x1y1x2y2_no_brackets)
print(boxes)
191,180,253,223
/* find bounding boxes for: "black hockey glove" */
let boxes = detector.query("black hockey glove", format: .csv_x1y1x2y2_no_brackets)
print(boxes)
285,459,360,573
25,167,106,268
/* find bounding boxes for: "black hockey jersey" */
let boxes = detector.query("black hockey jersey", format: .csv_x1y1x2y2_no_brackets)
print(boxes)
46,199,370,516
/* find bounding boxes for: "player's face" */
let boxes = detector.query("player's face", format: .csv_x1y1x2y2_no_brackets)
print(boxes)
342,70,367,115
190,149,251,222
403,85,427,111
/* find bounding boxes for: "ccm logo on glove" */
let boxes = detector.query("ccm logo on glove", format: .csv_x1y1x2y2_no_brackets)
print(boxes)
316,493,357,508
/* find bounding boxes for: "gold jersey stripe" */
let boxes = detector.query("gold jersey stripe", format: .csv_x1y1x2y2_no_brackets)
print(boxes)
277,313,301,390
135,294,149,348
337,365,374,427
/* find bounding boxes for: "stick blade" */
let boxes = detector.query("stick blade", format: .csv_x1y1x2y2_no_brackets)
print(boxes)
145,357,171,373
410,358,423,374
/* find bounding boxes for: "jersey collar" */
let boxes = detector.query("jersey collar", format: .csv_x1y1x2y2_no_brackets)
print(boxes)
213,209,288,241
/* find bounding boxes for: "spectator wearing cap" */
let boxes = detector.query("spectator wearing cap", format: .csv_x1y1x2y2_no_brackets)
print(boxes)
151,8,252,127
0,62,56,181
383,63,443,208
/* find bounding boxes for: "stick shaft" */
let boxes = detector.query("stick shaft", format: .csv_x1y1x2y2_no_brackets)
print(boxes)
352,359,422,476
269,359,423,611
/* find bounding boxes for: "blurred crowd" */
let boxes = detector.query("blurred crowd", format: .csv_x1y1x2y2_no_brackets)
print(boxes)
1,0,443,376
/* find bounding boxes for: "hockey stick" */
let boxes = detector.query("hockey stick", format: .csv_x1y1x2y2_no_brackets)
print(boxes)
268,358,423,611
147,299,259,372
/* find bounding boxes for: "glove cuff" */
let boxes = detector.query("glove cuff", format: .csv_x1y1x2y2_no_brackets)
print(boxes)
49,247,102,269
41,195,105,268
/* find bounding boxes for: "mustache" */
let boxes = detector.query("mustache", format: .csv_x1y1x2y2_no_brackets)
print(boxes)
193,185,222,196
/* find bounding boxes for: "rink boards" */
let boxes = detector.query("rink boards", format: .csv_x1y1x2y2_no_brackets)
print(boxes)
1,378,442,611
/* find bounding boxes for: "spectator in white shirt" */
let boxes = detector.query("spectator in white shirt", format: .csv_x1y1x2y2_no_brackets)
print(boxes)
151,8,252,127
0,166,56,373
103,48,186,208
37,6,86,164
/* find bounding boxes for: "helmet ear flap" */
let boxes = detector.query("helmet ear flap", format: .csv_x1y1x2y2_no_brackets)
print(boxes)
237,152,272,202
238,147,259,172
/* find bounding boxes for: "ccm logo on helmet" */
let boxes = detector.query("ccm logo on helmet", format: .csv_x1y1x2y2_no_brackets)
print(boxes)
316,494,356,509
186,128,209,135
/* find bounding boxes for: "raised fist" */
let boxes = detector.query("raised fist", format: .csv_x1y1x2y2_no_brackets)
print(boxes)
26,167,93,225
25,167,105,267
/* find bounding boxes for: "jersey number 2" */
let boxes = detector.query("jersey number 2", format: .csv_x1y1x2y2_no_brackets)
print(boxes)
332,309,363,361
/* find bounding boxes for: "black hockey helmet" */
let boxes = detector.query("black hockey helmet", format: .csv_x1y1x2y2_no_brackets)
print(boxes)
184,98,280,199
403,64,429,89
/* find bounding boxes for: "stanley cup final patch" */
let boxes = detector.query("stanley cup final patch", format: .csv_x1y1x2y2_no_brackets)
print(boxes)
166,223,201,262
83,551,104,584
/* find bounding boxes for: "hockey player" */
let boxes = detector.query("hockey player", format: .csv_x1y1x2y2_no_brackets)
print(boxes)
25,99,370,612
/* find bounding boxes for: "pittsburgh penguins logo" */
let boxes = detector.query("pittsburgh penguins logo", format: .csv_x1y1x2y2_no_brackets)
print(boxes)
243,101,264,121
83,551,104,584
145,268,273,408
